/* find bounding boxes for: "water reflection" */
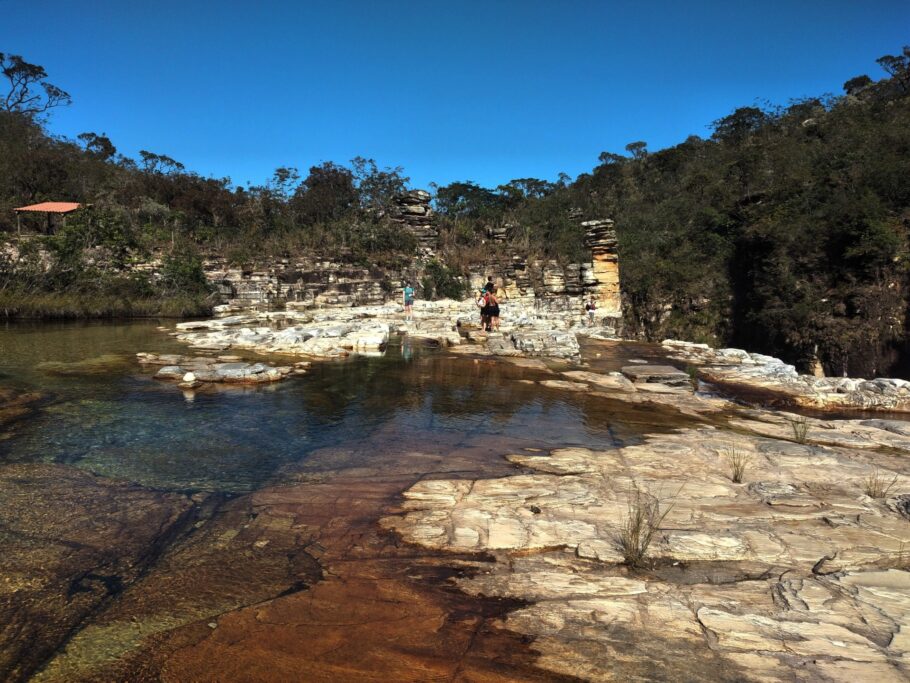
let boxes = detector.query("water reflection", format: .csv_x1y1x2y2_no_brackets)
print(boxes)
0,322,679,494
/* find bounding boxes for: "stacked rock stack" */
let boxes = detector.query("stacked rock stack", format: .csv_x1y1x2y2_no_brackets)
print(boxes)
582,219,621,317
391,190,438,256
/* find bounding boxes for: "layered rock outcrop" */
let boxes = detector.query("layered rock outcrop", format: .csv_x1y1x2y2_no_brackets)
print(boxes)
204,259,392,310
390,189,437,256
581,219,620,317
664,339,910,413
384,393,910,682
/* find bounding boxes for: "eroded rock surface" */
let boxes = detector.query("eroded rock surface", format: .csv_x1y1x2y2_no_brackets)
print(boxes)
138,353,300,386
171,300,597,360
385,416,910,681
665,338,910,413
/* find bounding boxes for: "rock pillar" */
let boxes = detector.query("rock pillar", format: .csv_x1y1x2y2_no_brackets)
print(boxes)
581,219,621,317
391,190,438,257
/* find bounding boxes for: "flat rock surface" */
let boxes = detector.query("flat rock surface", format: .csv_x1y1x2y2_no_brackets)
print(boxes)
621,364,691,386
385,412,910,681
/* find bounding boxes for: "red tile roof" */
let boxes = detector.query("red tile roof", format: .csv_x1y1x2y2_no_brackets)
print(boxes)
14,202,82,214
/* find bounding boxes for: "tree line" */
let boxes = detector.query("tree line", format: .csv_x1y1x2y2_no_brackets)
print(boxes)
2,47,910,379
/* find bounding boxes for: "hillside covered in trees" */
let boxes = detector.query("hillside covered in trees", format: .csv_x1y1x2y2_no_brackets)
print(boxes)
1,48,909,376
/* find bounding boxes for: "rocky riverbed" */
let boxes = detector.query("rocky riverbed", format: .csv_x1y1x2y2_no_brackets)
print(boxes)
6,317,910,681
384,386,910,681
172,299,588,360
665,339,910,413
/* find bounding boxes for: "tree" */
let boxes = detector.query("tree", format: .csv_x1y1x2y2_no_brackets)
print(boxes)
625,141,648,160
292,162,357,224
0,53,71,115
268,166,300,200
876,46,910,91
350,156,409,211
77,132,117,161
597,151,626,166
139,150,185,174
843,75,873,95
711,107,769,142
434,181,504,217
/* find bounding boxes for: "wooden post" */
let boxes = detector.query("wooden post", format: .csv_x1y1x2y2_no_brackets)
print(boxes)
16,212,20,236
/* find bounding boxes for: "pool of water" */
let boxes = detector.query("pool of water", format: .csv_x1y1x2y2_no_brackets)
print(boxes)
0,321,672,494
0,320,697,682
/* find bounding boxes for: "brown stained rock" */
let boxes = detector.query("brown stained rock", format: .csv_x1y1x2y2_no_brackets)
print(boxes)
33,424,589,682
0,464,196,683
620,364,691,387
46,478,573,683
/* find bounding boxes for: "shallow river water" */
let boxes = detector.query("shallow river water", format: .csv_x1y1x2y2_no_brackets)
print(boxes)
0,321,692,682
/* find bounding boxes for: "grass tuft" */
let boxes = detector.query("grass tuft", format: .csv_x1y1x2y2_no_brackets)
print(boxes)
862,467,899,499
786,415,809,443
617,488,675,568
726,446,751,484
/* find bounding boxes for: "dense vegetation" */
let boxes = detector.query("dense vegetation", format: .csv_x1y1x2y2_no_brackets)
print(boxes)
2,48,910,376
428,48,910,377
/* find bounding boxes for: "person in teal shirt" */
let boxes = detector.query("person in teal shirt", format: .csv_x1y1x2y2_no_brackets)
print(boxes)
403,282,415,321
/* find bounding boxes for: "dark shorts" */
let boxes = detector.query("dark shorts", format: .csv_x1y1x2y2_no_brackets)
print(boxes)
405,298,414,306
489,306,500,317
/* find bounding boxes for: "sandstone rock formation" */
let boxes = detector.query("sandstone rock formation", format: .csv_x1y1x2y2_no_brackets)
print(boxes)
582,219,621,318
170,300,594,360
390,189,437,256
138,353,300,386
384,403,910,682
664,339,910,413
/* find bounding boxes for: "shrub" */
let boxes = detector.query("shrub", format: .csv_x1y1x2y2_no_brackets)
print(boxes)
159,250,210,295
423,260,467,300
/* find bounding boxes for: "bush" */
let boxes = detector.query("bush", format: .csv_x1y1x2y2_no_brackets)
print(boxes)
422,260,467,300
159,250,211,295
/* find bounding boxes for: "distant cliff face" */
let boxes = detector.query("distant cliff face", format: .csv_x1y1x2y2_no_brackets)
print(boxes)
201,191,623,327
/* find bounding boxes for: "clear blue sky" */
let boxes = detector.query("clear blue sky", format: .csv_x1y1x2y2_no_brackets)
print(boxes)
2,0,908,190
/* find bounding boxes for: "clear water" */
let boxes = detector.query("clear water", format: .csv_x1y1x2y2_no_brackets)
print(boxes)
0,321,671,494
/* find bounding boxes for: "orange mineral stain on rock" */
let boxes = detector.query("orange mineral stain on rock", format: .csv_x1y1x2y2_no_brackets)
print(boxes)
49,446,581,681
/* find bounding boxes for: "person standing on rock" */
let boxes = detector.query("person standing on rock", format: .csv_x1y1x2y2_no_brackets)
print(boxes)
477,288,490,331
585,297,597,327
484,276,495,294
488,287,501,332
403,281,415,322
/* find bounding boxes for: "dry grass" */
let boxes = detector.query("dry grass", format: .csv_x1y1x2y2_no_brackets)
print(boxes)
726,446,752,484
862,467,899,499
786,415,809,443
0,291,212,319
617,488,675,568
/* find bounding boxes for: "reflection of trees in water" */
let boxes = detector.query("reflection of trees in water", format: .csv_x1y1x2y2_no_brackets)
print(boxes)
299,351,554,426
297,349,689,443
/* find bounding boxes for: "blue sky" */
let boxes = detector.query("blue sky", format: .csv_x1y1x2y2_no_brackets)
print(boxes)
2,0,908,190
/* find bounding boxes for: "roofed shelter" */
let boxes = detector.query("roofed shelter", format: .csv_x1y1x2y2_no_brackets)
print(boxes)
14,202,83,235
